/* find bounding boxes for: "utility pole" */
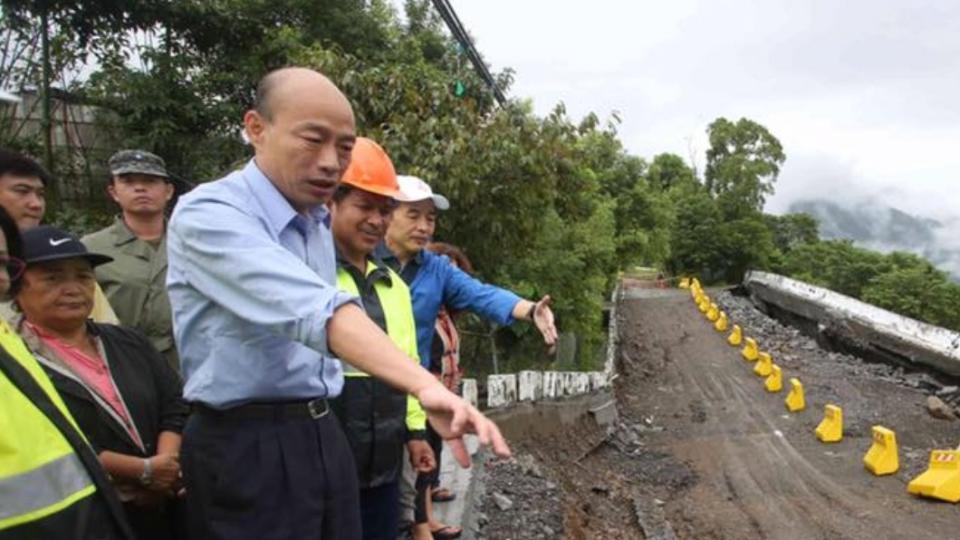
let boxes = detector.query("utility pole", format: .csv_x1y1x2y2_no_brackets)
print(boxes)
39,6,56,193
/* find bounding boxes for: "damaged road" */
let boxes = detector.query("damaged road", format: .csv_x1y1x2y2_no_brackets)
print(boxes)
476,282,960,539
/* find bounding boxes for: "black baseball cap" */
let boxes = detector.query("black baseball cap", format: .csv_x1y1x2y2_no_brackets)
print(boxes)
22,226,113,267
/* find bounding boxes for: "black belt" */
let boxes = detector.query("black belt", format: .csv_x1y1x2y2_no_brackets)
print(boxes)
191,398,330,421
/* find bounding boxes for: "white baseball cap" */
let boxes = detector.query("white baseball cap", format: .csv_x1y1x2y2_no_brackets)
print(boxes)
395,175,450,211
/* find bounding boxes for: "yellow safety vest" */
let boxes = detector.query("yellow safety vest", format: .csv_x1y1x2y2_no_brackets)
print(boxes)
0,319,97,531
336,261,427,432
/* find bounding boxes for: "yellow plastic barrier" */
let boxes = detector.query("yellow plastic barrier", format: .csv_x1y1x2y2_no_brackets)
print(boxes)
907,450,960,503
741,338,759,361
714,312,728,332
691,278,701,290
679,277,690,289
863,426,899,476
764,365,782,392
753,352,773,377
698,297,711,313
785,378,805,412
727,325,742,347
815,404,843,443
706,303,720,322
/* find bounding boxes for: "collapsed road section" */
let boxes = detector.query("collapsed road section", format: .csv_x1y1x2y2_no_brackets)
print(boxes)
469,280,960,539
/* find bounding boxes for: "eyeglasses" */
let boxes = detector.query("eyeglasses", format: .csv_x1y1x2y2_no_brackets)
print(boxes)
0,256,26,281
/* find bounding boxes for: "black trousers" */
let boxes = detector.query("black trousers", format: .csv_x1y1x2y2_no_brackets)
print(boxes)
122,499,183,540
181,406,362,540
358,482,399,540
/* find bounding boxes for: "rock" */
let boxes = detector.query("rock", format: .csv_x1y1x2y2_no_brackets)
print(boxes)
476,512,489,526
543,525,555,536
590,484,610,495
492,492,514,511
926,396,956,420
937,385,959,397
908,373,941,392
517,454,544,478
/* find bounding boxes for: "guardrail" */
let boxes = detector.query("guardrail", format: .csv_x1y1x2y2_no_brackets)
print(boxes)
461,282,621,409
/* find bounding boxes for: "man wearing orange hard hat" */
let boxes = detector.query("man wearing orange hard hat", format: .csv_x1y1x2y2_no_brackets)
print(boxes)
329,137,436,540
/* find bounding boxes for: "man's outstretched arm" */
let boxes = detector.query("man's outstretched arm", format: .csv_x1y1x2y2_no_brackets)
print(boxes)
327,303,510,465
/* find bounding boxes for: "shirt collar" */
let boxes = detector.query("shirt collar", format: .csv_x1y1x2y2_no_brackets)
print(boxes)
111,215,167,247
336,250,394,285
111,215,137,246
374,242,424,266
244,159,331,236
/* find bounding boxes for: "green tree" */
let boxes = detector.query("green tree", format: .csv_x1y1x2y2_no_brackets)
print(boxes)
667,185,722,279
765,212,819,254
778,240,890,298
647,152,697,191
862,267,960,331
704,117,785,219
715,213,776,282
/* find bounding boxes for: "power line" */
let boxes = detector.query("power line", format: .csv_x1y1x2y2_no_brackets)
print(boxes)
430,0,507,105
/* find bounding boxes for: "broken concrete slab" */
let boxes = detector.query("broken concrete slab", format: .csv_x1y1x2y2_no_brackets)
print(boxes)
589,399,619,427
744,271,960,377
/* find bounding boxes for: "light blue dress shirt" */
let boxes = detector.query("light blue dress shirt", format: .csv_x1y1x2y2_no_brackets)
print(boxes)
167,160,355,408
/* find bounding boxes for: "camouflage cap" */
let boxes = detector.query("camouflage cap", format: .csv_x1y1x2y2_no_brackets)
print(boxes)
108,149,169,179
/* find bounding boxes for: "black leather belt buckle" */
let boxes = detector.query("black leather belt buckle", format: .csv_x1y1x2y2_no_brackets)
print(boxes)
307,398,329,419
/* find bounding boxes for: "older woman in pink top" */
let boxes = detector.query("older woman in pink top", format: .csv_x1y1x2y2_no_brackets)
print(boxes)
12,225,187,540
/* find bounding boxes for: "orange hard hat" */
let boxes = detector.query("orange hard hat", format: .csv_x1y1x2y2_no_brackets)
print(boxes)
341,137,399,198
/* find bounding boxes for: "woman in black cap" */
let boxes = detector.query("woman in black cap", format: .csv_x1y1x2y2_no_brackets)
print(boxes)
11,225,187,540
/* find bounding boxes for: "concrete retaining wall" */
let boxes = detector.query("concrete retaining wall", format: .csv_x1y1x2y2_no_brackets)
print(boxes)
744,271,960,377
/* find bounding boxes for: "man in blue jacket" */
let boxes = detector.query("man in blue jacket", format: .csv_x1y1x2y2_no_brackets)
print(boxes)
380,175,558,537
379,175,558,367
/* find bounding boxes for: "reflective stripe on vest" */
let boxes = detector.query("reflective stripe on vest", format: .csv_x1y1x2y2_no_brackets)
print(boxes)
0,452,95,529
0,319,97,531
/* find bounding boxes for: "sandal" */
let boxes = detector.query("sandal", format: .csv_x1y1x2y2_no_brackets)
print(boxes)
431,488,456,502
431,525,463,539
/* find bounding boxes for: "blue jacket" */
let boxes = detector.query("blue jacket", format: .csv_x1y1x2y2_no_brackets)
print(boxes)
380,247,520,368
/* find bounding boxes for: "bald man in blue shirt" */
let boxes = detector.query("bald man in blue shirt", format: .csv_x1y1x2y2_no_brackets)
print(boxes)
167,67,509,540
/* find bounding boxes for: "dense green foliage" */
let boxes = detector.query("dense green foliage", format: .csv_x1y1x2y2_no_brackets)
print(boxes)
3,0,959,377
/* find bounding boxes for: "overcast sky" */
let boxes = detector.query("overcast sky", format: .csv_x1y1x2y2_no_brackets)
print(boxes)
445,0,960,220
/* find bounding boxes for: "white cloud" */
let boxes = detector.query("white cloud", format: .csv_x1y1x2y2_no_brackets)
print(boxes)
444,0,960,220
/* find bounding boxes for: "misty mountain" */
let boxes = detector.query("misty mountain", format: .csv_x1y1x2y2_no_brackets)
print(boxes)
787,199,960,280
